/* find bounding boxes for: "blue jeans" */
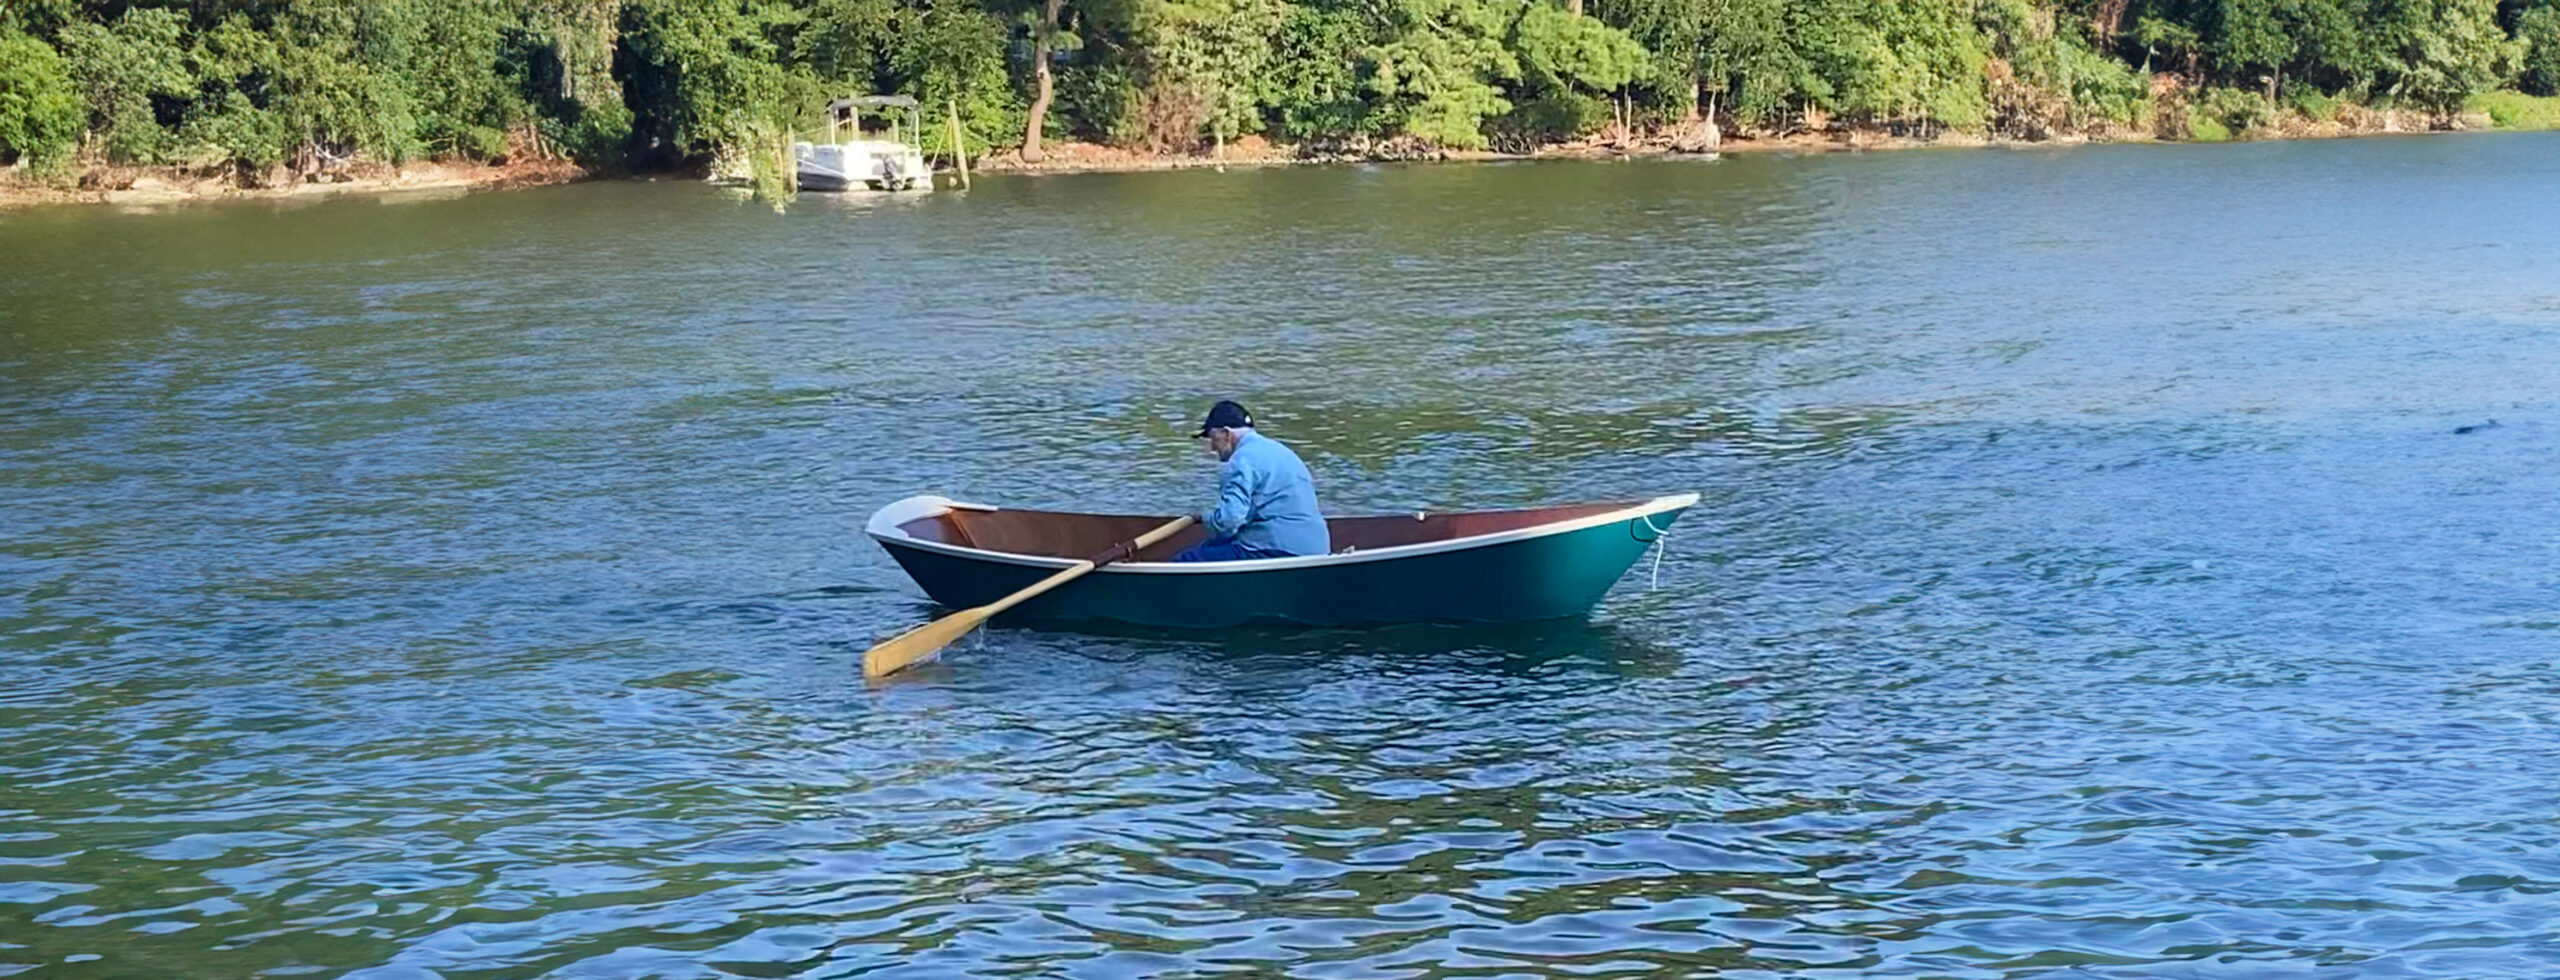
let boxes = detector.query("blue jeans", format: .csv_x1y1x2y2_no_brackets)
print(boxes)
1173,536,1290,562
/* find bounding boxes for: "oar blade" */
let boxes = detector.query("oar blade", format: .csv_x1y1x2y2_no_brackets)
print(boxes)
863,606,991,680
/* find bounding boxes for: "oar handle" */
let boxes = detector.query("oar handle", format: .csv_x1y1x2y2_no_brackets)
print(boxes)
1090,514,1199,565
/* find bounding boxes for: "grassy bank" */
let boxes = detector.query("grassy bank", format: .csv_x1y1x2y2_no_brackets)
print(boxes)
2469,92,2560,131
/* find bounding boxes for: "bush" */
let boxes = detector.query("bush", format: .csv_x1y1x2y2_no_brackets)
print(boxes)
541,97,634,166
1057,61,1141,145
2286,86,2338,121
2059,39,2148,128
2194,85,2273,137
1492,89,1609,147
2186,106,2230,140
177,91,289,173
0,30,82,173
2466,90,2560,129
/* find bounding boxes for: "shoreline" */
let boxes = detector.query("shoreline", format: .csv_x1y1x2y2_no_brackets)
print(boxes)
4,111,2546,210
0,158,587,212
969,106,2520,176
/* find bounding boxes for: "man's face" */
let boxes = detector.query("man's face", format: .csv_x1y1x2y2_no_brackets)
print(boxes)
1205,428,1238,461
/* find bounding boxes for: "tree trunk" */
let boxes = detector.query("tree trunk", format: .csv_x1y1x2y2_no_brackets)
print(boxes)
1567,0,1582,16
1020,0,1066,163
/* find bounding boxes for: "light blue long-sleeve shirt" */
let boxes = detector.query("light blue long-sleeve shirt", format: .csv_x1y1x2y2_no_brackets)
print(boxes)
1204,429,1330,557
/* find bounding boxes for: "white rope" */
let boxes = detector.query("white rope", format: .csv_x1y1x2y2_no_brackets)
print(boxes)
1639,513,1670,590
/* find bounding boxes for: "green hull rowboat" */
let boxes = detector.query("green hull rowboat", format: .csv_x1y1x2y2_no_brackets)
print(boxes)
865,493,1697,628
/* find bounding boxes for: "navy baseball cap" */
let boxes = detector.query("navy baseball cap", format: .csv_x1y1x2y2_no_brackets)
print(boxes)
1192,400,1252,437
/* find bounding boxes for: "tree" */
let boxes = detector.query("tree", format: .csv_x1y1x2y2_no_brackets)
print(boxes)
56,7,195,163
1586,0,1708,119
2520,2,2560,95
268,1,427,166
890,0,1019,155
1807,0,1987,133
2213,0,2295,94
2371,0,2516,113
1722,0,1814,129
619,0,789,168
0,28,82,172
1018,0,1070,160
1508,1,1651,137
1362,0,1518,148
1259,1,1377,139
2134,13,2204,76
1134,0,1283,151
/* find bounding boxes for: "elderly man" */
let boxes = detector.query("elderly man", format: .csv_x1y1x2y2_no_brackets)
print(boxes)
1175,401,1330,562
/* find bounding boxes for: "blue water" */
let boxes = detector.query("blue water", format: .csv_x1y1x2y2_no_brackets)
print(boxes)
3,133,2559,978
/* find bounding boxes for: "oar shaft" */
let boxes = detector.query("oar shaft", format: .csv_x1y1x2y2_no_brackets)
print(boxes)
980,560,1097,619
987,513,1196,615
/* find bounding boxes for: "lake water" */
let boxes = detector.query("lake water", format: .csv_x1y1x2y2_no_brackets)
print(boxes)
4,134,2559,978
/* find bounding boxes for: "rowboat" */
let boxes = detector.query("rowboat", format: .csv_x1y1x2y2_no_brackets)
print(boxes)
865,493,1698,628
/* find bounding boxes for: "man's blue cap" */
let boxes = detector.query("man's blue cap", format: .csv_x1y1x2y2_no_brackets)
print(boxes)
1193,400,1252,437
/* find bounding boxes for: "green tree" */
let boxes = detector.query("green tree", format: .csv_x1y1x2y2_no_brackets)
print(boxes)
403,0,535,158
521,0,633,165
2134,13,2204,75
1722,0,1815,129
1363,0,1518,148
1506,0,1651,138
2372,0,2516,112
1134,0,1283,149
1587,0,1703,116
2213,0,2294,93
1512,2,1652,95
268,0,427,165
179,14,288,172
794,0,900,87
890,0,1020,154
2519,2,2560,95
56,7,195,162
620,0,789,167
0,29,82,173
1259,1,1376,138
1807,0,1987,132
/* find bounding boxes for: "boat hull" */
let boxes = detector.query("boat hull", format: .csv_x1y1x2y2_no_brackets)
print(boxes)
875,501,1688,628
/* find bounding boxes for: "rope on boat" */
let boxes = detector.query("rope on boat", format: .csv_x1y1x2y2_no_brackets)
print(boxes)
1636,513,1671,590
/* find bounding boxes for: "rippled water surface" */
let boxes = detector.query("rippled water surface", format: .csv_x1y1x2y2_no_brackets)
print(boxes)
6,135,2560,978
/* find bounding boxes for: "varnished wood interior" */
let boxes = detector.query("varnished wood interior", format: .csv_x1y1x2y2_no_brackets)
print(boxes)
897,502,1635,561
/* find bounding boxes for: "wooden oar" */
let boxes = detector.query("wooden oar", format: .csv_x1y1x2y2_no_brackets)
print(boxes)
863,515,1197,681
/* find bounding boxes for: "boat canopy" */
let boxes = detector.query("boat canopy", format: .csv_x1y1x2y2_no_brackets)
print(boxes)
827,95,921,113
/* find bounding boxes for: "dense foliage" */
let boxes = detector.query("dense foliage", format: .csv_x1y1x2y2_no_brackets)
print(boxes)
0,0,2552,178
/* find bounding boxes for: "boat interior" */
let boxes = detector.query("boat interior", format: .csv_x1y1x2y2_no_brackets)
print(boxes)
893,502,1638,561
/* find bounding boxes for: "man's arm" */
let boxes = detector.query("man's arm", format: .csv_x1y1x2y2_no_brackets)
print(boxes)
1203,458,1255,536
